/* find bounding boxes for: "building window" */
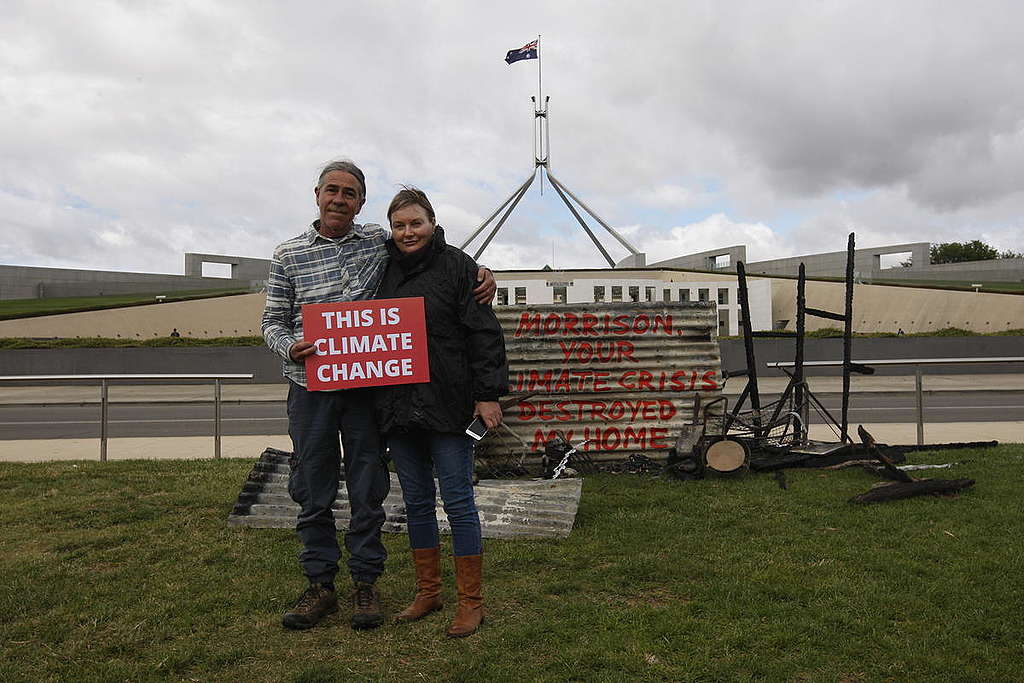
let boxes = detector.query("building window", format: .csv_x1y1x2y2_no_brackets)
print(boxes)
553,286,567,304
611,286,623,302
663,288,671,302
679,289,690,302
698,288,709,302
645,287,655,302
496,288,508,306
514,287,527,305
594,286,606,302
718,288,729,305
628,286,639,302
718,309,730,337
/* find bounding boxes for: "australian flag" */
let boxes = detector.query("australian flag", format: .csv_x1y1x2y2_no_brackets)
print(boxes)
505,40,538,65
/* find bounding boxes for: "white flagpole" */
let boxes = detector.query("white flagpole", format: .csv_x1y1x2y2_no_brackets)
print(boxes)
537,34,544,195
537,34,542,106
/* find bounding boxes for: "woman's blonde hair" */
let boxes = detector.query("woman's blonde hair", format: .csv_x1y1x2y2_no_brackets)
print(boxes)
387,186,435,224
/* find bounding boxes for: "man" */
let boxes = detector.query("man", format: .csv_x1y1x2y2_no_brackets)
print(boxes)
261,160,495,631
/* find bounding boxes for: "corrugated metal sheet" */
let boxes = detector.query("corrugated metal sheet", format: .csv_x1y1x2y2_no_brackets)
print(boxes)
488,302,722,464
228,448,582,539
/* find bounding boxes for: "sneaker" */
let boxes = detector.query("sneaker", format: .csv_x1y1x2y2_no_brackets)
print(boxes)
282,583,338,630
351,581,384,630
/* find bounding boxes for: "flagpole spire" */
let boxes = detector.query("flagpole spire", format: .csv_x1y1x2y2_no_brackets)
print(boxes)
471,35,649,269
534,34,548,195
537,34,542,108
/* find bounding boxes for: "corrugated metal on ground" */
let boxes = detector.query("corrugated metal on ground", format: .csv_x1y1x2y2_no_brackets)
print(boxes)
488,302,723,464
227,448,582,539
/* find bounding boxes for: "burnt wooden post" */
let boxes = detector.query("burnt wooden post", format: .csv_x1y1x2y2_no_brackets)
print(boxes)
767,264,809,442
840,233,855,443
803,239,858,443
795,264,808,442
733,261,763,437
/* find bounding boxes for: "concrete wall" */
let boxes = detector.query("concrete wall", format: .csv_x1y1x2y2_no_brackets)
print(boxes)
648,245,747,271
493,273,771,336
183,252,271,283
8,238,1018,305
679,242,1023,284
884,257,1024,283
768,278,1024,334
1,271,1021,339
2,336,1019,384
0,264,253,300
172,247,1024,283
743,242,932,279
613,253,647,267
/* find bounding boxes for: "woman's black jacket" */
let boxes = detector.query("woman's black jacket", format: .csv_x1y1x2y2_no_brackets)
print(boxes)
375,227,509,435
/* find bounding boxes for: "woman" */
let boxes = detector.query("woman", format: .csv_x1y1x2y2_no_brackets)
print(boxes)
376,186,508,637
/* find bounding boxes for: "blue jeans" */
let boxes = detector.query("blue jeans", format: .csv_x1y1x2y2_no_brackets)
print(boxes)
388,430,482,557
286,382,390,585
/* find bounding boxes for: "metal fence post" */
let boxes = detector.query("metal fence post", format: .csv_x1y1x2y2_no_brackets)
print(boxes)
915,366,924,446
100,379,108,462
214,378,222,459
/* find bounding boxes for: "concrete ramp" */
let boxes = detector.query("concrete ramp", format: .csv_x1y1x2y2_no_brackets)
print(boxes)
228,448,583,539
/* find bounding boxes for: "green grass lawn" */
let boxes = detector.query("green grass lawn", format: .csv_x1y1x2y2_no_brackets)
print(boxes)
0,289,249,321
2,446,1022,681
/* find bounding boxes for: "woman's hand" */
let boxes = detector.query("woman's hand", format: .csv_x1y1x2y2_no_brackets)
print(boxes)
473,267,496,304
474,401,503,429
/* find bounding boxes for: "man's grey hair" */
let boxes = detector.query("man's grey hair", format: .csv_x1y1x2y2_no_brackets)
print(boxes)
315,160,366,197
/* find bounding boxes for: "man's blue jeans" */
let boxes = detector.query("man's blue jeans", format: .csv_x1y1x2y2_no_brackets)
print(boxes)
286,382,390,585
388,429,482,557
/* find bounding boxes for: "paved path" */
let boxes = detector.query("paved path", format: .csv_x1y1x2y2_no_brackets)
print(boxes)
1,374,1020,462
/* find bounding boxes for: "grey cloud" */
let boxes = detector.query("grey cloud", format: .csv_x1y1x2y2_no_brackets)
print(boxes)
1,0,1022,275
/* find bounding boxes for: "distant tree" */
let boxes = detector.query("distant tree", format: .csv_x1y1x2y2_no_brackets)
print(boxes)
929,240,999,264
1000,249,1024,259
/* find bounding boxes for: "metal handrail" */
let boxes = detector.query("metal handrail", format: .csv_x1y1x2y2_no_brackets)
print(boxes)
0,374,255,461
0,374,255,380
766,357,1024,367
765,357,1024,445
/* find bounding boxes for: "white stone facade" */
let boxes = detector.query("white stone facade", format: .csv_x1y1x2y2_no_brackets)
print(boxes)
492,271,773,337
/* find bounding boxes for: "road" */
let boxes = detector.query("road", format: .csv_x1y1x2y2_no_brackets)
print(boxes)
1,392,1022,439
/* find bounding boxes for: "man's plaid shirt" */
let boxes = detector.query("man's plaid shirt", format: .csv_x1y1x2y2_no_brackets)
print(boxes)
261,221,389,387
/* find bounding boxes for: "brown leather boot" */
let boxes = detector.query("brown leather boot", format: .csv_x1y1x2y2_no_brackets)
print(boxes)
281,583,337,630
446,554,483,638
394,547,443,623
350,581,384,630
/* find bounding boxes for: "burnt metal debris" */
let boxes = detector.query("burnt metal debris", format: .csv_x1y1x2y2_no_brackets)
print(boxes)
682,233,869,476
472,232,991,485
848,427,976,504
659,231,991,485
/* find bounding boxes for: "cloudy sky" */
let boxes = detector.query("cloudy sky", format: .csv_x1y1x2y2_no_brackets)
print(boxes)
2,1,1022,276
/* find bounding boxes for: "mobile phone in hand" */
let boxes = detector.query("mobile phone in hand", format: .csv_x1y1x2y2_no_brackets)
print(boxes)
465,416,488,441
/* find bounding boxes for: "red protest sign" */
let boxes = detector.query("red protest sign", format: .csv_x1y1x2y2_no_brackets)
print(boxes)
302,297,430,391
